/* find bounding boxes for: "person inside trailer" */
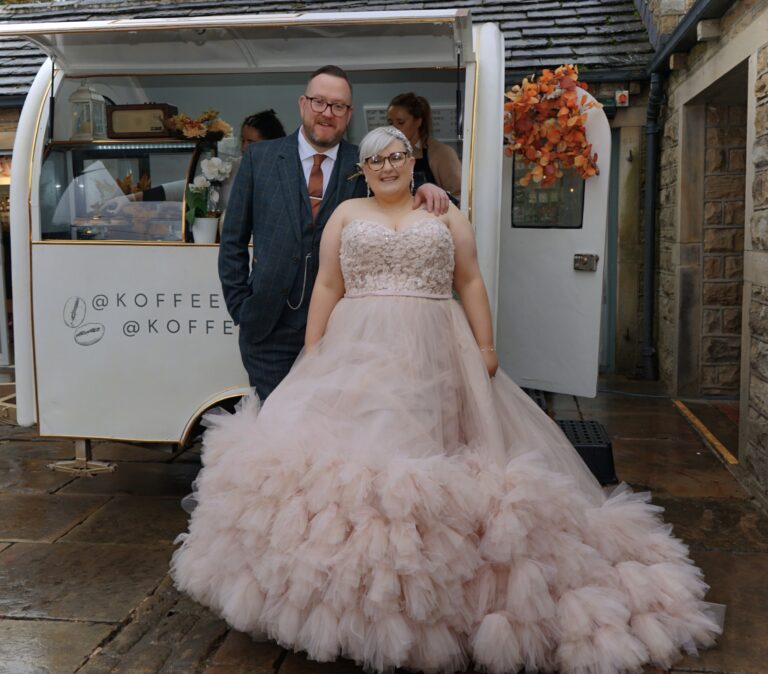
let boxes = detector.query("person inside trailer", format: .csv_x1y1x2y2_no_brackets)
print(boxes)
387,92,462,203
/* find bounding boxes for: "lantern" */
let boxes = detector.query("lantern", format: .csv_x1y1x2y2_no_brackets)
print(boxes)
69,80,107,141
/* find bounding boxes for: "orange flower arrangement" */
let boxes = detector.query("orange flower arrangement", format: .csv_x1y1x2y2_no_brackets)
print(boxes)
164,109,232,140
504,65,599,187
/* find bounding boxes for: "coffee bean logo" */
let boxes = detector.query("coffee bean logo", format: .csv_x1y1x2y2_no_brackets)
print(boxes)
74,323,105,346
63,296,86,328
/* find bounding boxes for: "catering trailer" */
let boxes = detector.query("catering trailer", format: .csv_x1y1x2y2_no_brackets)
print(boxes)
0,10,610,470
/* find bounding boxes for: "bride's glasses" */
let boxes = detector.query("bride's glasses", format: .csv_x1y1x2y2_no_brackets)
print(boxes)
363,151,410,171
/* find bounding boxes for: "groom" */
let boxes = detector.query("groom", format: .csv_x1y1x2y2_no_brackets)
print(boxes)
219,65,449,400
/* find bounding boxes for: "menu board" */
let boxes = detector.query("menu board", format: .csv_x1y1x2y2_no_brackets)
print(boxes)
364,105,460,141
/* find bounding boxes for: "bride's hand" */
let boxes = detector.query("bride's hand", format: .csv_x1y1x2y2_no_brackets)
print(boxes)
482,350,498,378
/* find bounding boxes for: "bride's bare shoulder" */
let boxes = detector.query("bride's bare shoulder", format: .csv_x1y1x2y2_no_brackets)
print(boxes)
335,197,375,225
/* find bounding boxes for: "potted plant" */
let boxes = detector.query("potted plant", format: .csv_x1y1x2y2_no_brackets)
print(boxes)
186,157,233,243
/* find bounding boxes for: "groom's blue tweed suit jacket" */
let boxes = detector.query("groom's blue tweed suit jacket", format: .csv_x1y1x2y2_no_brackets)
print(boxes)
218,130,366,345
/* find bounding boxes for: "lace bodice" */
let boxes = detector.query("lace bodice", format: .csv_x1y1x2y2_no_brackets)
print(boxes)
341,219,454,299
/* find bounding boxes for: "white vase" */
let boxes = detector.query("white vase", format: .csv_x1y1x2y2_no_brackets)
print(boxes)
192,216,219,244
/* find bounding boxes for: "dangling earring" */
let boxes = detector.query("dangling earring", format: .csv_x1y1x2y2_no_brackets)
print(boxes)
410,173,415,194
366,181,372,198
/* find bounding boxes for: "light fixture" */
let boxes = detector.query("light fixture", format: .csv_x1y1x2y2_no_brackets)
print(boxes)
69,80,107,141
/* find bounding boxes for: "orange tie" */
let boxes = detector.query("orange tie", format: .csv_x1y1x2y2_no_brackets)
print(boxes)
308,153,325,224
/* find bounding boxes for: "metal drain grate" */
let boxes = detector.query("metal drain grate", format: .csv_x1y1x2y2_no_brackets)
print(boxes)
522,388,548,413
555,419,618,485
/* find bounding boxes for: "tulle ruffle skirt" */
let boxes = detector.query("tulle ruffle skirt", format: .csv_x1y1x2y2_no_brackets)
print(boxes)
172,296,720,673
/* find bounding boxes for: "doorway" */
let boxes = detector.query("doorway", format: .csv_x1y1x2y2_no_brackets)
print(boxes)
678,60,748,399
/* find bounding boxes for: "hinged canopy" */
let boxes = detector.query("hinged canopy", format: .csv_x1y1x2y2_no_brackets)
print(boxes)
0,10,473,75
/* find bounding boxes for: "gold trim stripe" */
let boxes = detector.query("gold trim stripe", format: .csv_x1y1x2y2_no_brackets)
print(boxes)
179,389,251,447
467,55,479,220
32,240,219,247
672,399,739,465
28,73,56,425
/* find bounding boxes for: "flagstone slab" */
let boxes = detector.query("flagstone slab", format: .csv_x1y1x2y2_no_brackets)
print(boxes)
0,618,114,674
612,436,747,498
0,542,171,621
62,495,189,545
0,456,76,493
279,653,366,674
674,550,768,673
76,575,227,674
60,462,199,498
0,438,75,460
0,493,108,542
583,407,697,441
0,424,45,441
653,497,768,554
210,630,282,670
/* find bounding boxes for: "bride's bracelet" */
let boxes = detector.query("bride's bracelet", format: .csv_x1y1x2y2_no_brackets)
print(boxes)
479,345,496,353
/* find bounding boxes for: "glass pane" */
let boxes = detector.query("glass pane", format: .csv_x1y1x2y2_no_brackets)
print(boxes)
511,154,584,229
39,142,197,241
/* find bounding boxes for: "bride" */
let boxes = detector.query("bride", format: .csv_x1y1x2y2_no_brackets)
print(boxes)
172,126,720,674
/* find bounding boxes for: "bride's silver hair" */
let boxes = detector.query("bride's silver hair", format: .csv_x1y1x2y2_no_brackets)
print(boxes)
358,126,413,165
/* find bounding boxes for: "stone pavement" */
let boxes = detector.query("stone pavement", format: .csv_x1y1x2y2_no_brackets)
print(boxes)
0,384,767,674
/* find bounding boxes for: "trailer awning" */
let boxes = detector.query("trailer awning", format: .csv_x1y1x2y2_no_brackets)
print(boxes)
0,10,473,76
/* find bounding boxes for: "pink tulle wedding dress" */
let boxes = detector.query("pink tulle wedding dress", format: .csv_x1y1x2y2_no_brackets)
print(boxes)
172,218,721,674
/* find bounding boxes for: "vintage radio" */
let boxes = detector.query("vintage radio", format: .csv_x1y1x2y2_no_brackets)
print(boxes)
106,103,178,139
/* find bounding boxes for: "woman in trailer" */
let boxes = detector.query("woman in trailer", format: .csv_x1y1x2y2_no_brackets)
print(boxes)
387,92,462,201
172,126,720,674
239,109,287,151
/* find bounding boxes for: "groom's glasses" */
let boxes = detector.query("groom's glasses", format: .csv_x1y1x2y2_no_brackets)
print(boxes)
363,151,410,171
305,96,352,117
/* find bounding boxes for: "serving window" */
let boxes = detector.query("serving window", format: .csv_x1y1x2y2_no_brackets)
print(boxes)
40,140,202,242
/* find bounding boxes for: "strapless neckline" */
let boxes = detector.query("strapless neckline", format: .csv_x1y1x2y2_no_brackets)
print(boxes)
344,217,447,236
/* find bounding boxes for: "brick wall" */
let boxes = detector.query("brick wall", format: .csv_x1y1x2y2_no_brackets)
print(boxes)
746,43,768,491
701,104,746,394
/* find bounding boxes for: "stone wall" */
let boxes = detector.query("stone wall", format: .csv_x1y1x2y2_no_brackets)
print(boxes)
657,0,768,392
657,98,678,389
650,0,697,36
0,108,19,151
702,104,746,395
746,44,768,492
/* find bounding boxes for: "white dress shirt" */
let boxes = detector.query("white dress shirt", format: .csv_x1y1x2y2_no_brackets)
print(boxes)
297,127,339,197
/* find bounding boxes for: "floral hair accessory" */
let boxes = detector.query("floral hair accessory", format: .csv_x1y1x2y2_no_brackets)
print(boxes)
504,64,599,187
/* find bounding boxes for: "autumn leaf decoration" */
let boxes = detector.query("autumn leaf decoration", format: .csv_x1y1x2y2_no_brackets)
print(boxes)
504,65,600,187
115,173,151,195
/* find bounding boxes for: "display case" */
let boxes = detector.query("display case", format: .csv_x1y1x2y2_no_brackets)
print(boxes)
39,139,209,242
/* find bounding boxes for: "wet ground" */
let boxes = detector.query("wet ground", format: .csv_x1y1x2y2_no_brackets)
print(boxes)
0,380,766,674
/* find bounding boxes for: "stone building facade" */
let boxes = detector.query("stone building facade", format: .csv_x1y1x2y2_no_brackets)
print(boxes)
701,103,745,395
749,42,768,490
646,0,768,493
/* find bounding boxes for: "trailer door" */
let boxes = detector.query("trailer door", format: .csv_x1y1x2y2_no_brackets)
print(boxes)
496,94,611,398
